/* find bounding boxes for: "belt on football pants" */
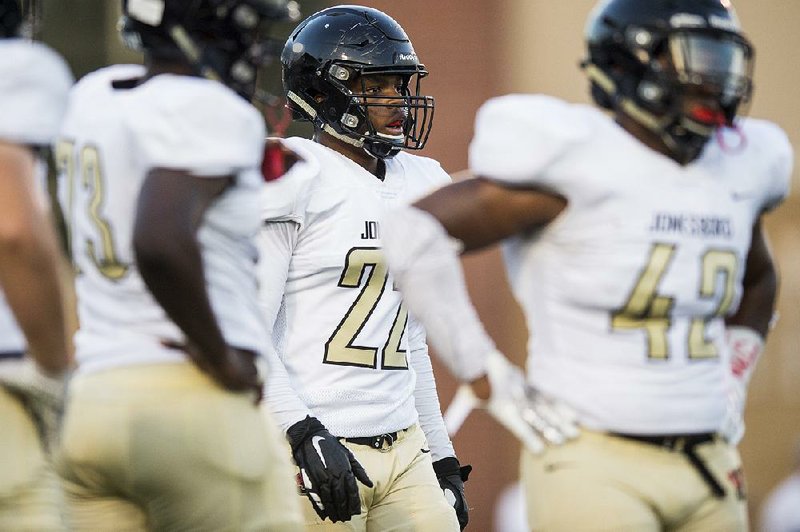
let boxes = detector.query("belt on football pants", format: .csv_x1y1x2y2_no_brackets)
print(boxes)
611,432,725,498
344,430,406,450
0,351,24,360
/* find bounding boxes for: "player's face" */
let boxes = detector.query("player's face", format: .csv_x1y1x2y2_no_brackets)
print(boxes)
662,32,751,126
350,74,410,139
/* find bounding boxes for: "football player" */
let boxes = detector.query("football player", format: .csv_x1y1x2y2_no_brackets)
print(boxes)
258,6,467,530
382,0,793,530
54,1,303,530
0,0,73,528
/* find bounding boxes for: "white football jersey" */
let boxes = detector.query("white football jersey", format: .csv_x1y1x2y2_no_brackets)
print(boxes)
470,94,793,434
261,137,450,437
57,66,268,374
0,39,72,353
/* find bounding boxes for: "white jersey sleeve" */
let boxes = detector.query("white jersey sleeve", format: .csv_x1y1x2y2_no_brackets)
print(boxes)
0,40,73,145
469,94,591,186
260,137,321,224
400,153,451,194
126,76,265,177
258,221,314,430
408,314,456,462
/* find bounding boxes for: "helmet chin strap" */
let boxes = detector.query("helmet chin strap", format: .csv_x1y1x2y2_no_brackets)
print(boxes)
287,90,365,147
287,90,403,159
325,126,400,160
168,24,222,82
363,139,400,159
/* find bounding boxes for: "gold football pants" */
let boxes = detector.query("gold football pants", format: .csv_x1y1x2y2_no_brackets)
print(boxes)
0,386,64,531
56,362,302,532
522,429,748,531
300,423,460,531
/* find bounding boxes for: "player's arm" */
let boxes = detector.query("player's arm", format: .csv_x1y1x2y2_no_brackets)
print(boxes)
0,141,72,451
133,169,260,398
415,176,566,252
257,218,372,523
408,315,455,462
383,177,578,453
719,218,777,444
257,220,314,424
0,142,71,375
385,176,564,380
726,218,777,337
407,315,471,530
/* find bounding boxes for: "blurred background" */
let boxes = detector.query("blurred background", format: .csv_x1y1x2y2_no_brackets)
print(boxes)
40,1,799,530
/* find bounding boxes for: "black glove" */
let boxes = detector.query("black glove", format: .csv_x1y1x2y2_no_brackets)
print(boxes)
433,456,472,530
286,416,373,523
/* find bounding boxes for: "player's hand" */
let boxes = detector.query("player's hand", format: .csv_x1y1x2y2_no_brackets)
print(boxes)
287,415,373,522
0,358,69,451
163,341,264,403
433,456,472,530
207,347,264,403
474,351,579,453
719,326,764,446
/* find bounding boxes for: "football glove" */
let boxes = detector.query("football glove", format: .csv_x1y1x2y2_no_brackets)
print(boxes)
460,351,579,454
433,456,472,530
0,358,68,451
719,326,764,446
286,416,373,522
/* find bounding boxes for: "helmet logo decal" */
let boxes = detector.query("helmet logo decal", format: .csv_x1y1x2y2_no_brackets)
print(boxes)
396,52,418,62
127,0,164,26
669,13,706,29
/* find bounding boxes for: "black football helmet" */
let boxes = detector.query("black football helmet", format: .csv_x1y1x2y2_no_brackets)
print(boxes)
0,0,21,38
583,0,754,163
120,0,299,98
281,5,434,159
1,0,40,38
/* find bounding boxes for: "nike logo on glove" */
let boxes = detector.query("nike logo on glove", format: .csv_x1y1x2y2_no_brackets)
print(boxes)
312,435,328,467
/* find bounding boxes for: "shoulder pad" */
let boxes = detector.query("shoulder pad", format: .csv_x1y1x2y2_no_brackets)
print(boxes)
127,76,265,176
0,41,73,145
394,151,452,188
469,94,592,186
738,119,793,212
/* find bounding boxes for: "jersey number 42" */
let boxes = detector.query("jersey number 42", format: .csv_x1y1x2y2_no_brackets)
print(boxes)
612,243,737,360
